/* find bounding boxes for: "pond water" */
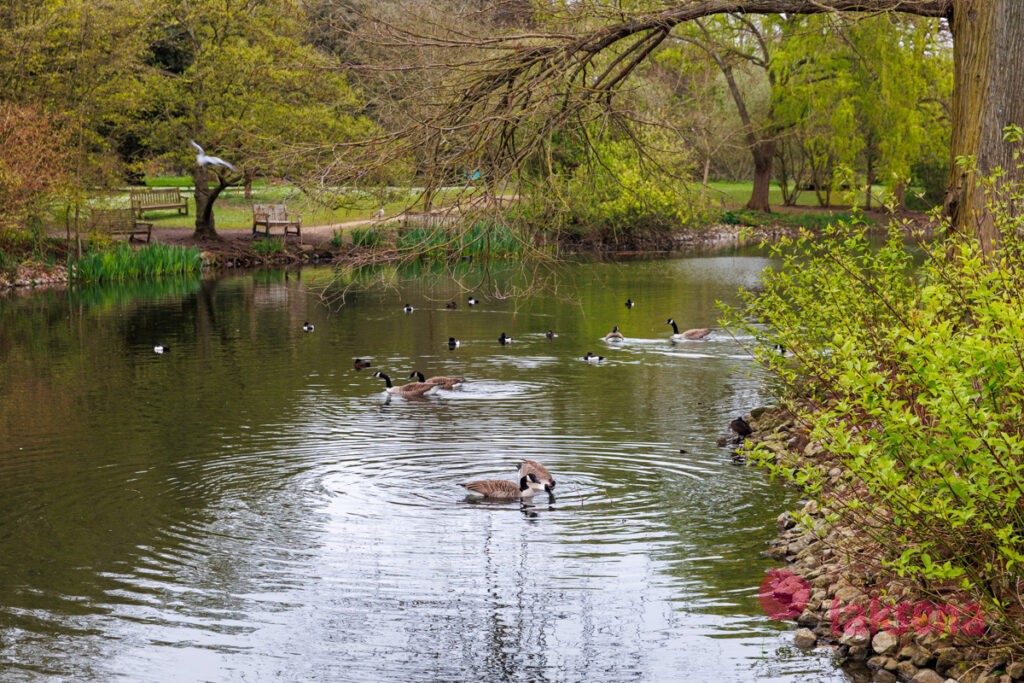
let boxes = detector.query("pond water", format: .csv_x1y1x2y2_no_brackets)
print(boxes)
0,254,848,682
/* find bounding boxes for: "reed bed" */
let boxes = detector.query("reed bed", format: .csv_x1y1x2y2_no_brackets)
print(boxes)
71,243,203,283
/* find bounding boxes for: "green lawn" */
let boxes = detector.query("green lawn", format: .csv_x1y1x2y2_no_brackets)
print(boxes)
98,177,903,233
702,180,892,209
100,179,472,231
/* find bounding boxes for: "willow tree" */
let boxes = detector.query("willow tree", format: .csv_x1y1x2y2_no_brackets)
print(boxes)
332,0,1020,252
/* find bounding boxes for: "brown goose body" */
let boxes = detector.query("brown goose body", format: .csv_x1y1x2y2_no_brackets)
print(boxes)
666,318,711,341
461,474,538,499
408,370,465,390
603,325,625,341
372,371,439,397
517,460,555,492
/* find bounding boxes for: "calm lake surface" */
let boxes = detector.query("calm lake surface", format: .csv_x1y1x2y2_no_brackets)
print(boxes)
0,254,848,682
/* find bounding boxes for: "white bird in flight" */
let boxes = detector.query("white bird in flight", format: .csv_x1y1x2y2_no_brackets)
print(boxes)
189,141,236,172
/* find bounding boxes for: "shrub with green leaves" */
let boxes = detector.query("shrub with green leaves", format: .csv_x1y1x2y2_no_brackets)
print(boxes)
725,189,1024,645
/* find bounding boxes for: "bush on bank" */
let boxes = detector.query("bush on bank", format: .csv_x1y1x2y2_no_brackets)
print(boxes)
725,174,1024,649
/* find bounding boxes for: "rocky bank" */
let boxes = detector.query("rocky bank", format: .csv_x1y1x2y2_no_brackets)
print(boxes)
740,406,1024,683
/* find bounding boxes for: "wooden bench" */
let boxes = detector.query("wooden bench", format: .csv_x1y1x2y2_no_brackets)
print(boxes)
252,204,301,240
130,188,189,218
89,208,153,243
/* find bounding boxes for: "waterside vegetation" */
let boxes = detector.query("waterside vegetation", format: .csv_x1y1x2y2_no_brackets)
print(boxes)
723,157,1024,666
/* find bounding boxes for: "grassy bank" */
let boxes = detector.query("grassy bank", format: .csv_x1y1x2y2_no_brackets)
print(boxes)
90,179,478,232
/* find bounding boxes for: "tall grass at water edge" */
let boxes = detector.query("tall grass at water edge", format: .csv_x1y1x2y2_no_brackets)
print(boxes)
71,243,203,283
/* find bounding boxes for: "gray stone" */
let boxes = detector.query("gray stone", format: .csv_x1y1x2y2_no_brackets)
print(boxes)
897,661,920,680
833,585,863,603
848,645,869,661
839,630,869,647
867,655,889,670
796,609,820,627
910,669,946,683
934,647,961,675
872,670,897,683
793,628,817,649
872,630,899,656
777,511,796,530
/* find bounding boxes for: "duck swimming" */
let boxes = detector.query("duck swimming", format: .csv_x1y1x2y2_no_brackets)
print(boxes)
461,474,539,499
408,370,465,390
666,318,711,341
603,325,624,341
372,371,438,398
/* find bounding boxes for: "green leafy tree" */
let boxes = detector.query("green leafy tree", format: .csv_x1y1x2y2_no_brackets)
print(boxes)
0,0,155,189
142,0,372,238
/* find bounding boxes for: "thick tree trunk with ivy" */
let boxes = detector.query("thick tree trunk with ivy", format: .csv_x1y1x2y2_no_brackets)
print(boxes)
192,166,232,239
945,0,1024,252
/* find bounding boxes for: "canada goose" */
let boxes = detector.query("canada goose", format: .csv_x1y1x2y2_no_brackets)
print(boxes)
625,298,635,309
353,358,372,370
730,416,753,437
517,460,556,492
448,337,461,350
666,318,711,341
409,370,465,390
403,304,414,314
445,300,457,309
604,325,625,341
372,371,439,398
153,344,170,354
583,352,605,363
461,474,539,499
498,332,512,345
302,321,314,332
545,329,556,340
468,296,479,306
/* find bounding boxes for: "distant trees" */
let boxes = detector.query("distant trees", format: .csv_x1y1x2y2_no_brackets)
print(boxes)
325,0,1024,252
0,0,373,238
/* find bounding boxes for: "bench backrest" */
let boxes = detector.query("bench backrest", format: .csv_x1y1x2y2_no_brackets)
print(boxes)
252,204,288,221
131,188,182,207
89,208,136,231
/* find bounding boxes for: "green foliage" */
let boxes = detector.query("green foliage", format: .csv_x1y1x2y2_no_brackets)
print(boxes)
724,173,1024,642
350,226,387,248
250,239,284,256
71,242,203,283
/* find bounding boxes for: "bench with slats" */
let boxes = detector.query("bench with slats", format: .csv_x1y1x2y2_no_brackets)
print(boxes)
130,188,189,218
252,204,301,240
89,208,153,243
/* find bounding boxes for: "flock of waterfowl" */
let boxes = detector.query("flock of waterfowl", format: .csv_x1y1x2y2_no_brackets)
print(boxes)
319,294,711,501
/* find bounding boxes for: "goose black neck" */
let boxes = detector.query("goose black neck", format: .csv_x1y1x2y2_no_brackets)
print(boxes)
377,373,393,388
668,320,679,334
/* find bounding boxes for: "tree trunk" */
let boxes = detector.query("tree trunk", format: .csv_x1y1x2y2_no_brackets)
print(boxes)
946,0,1024,252
747,140,775,212
193,166,230,239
